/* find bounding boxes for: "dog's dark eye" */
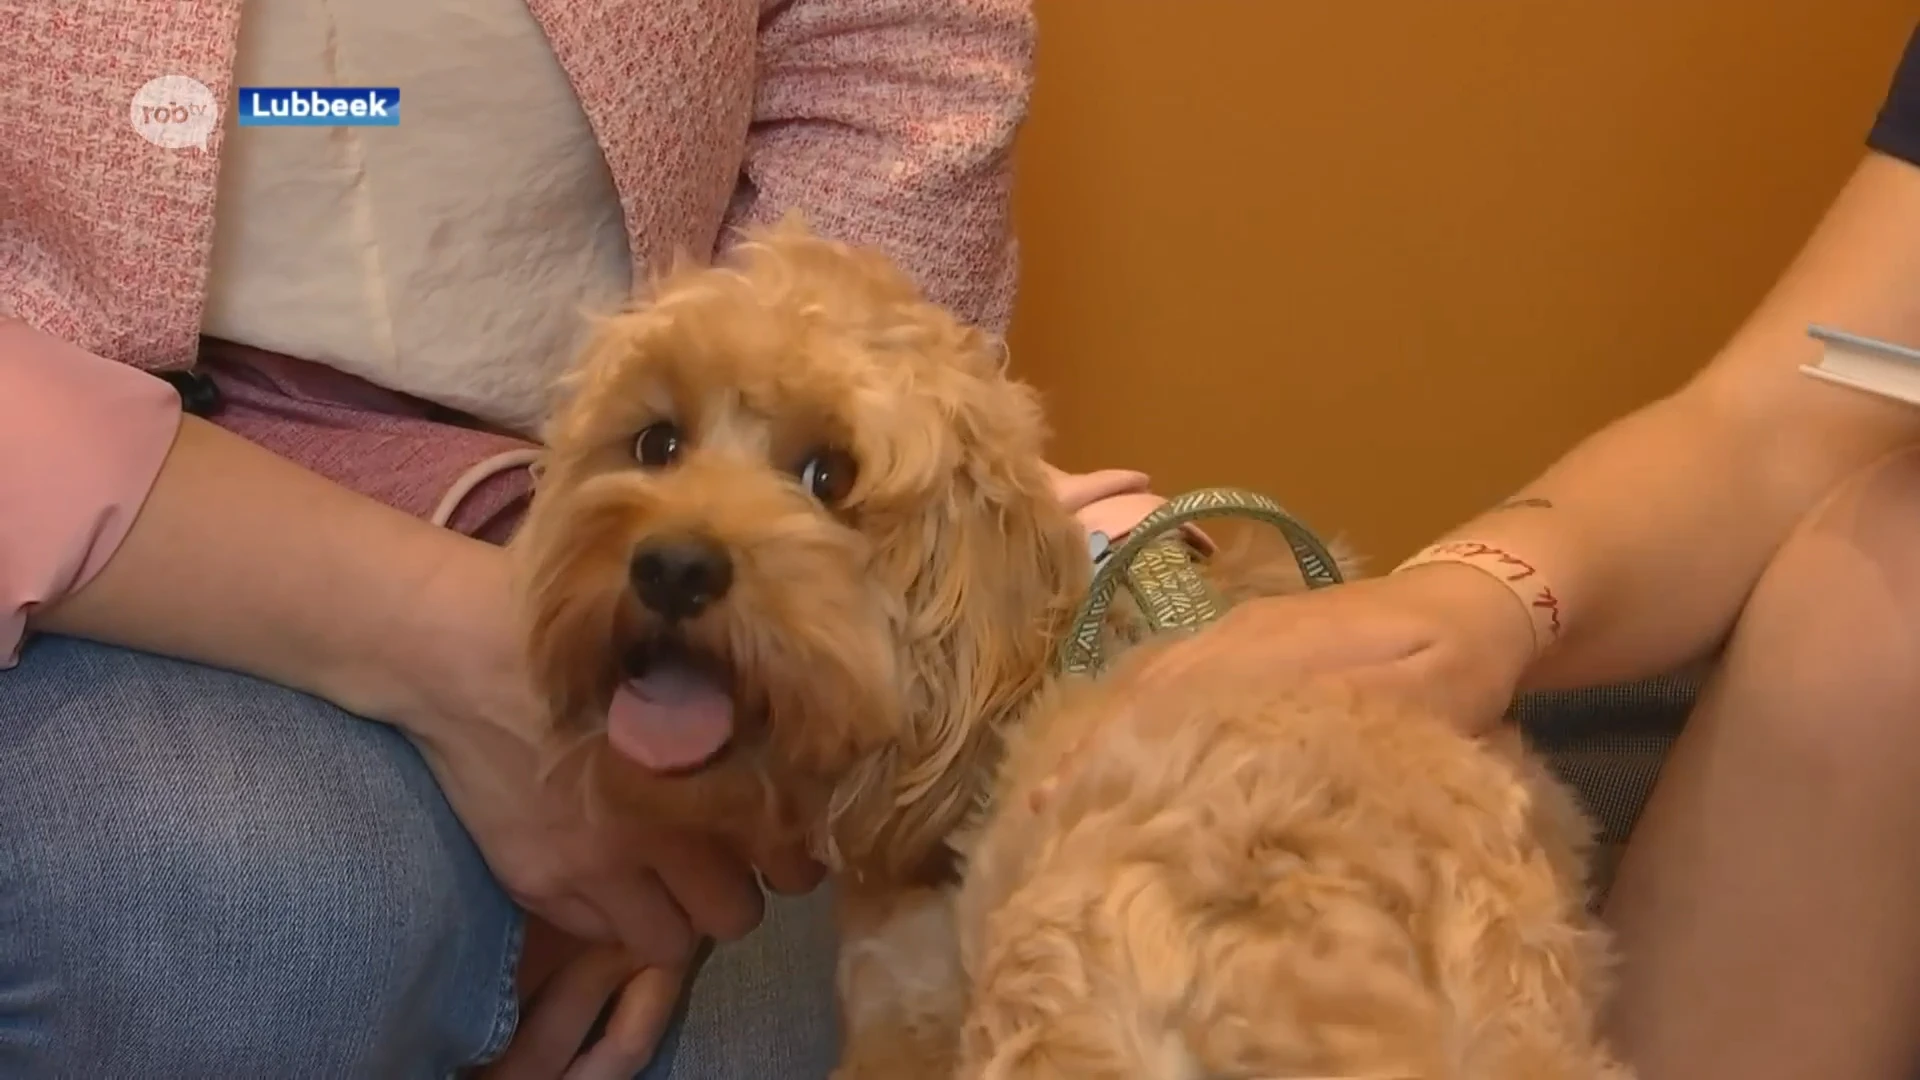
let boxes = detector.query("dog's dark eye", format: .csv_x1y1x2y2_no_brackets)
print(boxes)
634,421,683,467
798,447,858,505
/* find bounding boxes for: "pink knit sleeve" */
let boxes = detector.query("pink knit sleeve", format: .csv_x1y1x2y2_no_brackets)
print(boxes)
729,0,1035,333
0,320,182,667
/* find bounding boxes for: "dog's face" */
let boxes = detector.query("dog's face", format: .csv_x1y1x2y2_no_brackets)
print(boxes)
514,223,1090,875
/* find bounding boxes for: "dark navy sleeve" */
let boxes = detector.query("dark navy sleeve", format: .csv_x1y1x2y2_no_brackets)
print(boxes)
1869,23,1920,166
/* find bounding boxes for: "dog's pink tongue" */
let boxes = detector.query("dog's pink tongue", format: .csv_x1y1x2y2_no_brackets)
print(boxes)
607,664,735,772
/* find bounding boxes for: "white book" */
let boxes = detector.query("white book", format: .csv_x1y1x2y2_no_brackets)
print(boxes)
1802,325,1920,407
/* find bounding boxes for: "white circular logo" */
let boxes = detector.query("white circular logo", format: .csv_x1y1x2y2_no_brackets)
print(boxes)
129,75,218,151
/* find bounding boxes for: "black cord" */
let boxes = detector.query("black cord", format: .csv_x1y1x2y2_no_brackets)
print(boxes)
159,369,223,417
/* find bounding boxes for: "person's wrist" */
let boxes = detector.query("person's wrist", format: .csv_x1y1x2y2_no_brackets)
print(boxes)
325,525,518,745
1388,559,1540,694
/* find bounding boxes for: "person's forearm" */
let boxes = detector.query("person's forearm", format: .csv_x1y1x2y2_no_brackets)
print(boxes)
1424,153,1920,689
1448,390,1817,690
33,413,494,734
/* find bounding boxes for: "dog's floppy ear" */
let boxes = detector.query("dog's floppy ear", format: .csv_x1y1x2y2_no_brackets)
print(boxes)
820,373,1091,880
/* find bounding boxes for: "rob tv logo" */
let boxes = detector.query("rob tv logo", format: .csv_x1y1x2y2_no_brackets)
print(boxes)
129,76,219,150
237,87,401,127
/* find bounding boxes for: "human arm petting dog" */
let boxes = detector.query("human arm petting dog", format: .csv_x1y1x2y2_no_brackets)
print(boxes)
9,322,509,736
1411,147,1920,700
1100,146,1920,733
1,321,183,669
5,324,774,1015
1026,128,1920,1080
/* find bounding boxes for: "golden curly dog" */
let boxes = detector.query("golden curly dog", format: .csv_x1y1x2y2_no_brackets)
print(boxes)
510,219,1633,1080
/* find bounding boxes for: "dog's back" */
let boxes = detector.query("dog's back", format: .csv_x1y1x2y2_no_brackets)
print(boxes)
954,666,1631,1080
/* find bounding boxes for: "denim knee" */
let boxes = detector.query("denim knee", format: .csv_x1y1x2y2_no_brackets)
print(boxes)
0,637,522,1078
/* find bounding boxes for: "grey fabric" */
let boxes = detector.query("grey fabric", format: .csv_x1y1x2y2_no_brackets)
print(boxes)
1515,671,1701,846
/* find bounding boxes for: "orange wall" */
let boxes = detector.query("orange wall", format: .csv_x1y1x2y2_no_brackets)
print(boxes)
1007,1,1920,563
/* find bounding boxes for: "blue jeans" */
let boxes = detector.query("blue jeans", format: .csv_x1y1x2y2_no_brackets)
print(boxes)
0,636,839,1078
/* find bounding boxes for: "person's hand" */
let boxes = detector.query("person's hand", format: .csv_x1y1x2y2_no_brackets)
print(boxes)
478,918,689,1080
377,536,828,1076
1033,560,1541,810
1042,462,1216,554
373,534,813,968
1132,560,1537,720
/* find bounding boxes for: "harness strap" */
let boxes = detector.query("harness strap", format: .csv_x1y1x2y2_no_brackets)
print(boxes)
1053,487,1344,676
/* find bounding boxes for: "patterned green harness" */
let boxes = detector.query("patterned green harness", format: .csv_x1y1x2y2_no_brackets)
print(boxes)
1052,487,1346,677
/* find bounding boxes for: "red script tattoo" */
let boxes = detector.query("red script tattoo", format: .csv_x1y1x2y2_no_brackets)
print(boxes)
1403,540,1565,644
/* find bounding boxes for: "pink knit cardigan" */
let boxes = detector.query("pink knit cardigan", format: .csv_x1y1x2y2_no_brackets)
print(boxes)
3,0,1031,366
0,0,1034,661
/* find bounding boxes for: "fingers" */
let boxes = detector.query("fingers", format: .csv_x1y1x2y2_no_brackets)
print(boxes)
516,914,580,1000
1048,467,1151,511
646,832,766,943
562,966,689,1080
592,870,698,968
480,945,636,1080
530,891,619,947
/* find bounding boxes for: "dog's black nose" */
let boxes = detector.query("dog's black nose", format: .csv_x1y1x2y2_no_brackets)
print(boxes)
631,536,734,620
